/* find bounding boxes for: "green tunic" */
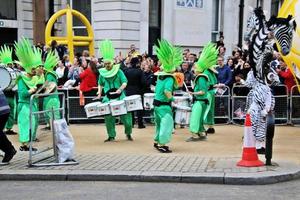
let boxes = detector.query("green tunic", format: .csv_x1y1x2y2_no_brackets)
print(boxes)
153,75,175,145
203,69,217,125
43,72,61,123
189,75,208,134
98,69,132,138
17,76,38,143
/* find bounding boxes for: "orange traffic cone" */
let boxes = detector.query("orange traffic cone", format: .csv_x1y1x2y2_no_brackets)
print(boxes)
237,113,264,167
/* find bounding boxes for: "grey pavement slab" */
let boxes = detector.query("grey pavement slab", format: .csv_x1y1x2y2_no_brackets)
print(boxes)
0,153,299,185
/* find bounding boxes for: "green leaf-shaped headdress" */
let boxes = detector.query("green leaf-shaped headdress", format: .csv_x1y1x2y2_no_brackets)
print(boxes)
14,38,42,73
155,39,183,73
44,51,59,72
195,42,218,72
0,45,13,65
99,39,115,63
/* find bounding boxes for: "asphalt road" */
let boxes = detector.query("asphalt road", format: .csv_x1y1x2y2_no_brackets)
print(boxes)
0,179,299,200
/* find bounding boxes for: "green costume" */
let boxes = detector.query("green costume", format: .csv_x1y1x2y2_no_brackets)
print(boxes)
14,38,44,144
188,42,218,139
0,45,16,131
43,51,60,123
153,39,182,148
203,69,218,125
98,40,132,140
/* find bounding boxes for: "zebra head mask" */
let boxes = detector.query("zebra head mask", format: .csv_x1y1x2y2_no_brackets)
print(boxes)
244,7,266,42
269,15,297,56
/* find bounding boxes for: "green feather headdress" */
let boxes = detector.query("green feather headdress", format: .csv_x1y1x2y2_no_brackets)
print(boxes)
31,46,43,68
195,42,218,73
14,38,38,73
155,39,183,73
99,39,115,63
44,51,59,72
0,45,13,65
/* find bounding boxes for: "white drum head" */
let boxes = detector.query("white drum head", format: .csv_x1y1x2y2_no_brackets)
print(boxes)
0,67,11,90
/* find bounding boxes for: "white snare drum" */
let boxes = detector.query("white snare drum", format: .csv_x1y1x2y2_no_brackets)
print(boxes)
173,96,190,107
124,95,143,112
84,102,101,118
97,102,111,116
143,93,155,110
175,105,191,125
110,100,127,116
0,66,21,91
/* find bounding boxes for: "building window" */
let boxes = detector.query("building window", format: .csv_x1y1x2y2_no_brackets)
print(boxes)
211,0,222,42
271,0,283,16
0,0,17,20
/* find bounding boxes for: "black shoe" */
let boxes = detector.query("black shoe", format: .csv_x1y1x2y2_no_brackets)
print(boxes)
4,130,18,135
206,128,215,134
127,135,133,141
157,146,172,153
2,147,17,163
138,125,146,129
256,147,266,154
19,145,38,151
104,137,115,142
41,126,51,131
153,142,158,149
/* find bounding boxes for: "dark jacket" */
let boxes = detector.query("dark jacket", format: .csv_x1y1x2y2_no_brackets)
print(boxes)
143,71,155,93
0,90,10,116
124,67,146,96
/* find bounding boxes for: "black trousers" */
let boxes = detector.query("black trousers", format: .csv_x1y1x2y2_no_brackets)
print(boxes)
132,110,144,127
0,113,9,136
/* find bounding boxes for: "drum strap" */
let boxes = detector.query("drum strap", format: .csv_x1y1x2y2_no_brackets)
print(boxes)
153,99,171,107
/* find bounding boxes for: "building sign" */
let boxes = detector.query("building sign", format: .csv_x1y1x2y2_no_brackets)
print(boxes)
0,21,4,27
176,0,203,9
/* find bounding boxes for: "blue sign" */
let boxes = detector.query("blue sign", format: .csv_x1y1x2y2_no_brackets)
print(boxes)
176,0,203,9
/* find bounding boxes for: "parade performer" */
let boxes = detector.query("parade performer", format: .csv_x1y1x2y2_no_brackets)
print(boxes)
0,89,17,163
187,43,218,142
203,47,219,134
42,51,60,130
96,39,133,142
153,39,182,153
0,45,18,135
15,38,43,151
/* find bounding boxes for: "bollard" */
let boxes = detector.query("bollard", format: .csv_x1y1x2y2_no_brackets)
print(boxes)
265,112,275,166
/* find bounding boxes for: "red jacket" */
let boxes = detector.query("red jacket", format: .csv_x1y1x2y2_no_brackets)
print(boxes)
79,68,97,92
279,68,296,93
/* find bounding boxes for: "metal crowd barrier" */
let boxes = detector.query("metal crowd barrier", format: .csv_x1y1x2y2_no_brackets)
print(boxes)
214,86,231,124
231,85,250,125
290,85,300,125
231,84,289,125
28,92,78,167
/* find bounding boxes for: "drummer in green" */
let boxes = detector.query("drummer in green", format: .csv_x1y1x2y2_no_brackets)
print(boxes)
153,39,182,153
14,38,44,151
187,43,218,142
0,45,18,135
42,51,60,130
203,56,218,134
96,39,132,142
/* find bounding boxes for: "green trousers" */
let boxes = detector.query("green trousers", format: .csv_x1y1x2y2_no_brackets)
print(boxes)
205,91,215,125
154,105,173,145
17,102,38,143
5,96,16,130
189,101,207,134
43,96,61,124
104,113,132,138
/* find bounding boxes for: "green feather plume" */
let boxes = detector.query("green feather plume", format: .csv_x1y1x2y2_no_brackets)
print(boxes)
195,42,218,72
31,46,43,68
14,38,36,73
155,39,183,73
44,51,59,72
99,39,115,62
0,45,13,65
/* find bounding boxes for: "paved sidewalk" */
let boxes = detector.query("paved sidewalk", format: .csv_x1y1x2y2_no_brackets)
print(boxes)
0,152,299,185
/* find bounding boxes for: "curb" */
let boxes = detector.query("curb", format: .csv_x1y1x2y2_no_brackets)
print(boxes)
0,169,299,185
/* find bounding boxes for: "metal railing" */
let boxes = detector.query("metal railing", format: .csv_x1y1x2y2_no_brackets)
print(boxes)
290,85,300,125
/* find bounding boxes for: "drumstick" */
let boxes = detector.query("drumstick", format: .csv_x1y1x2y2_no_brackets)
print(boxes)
183,82,193,101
